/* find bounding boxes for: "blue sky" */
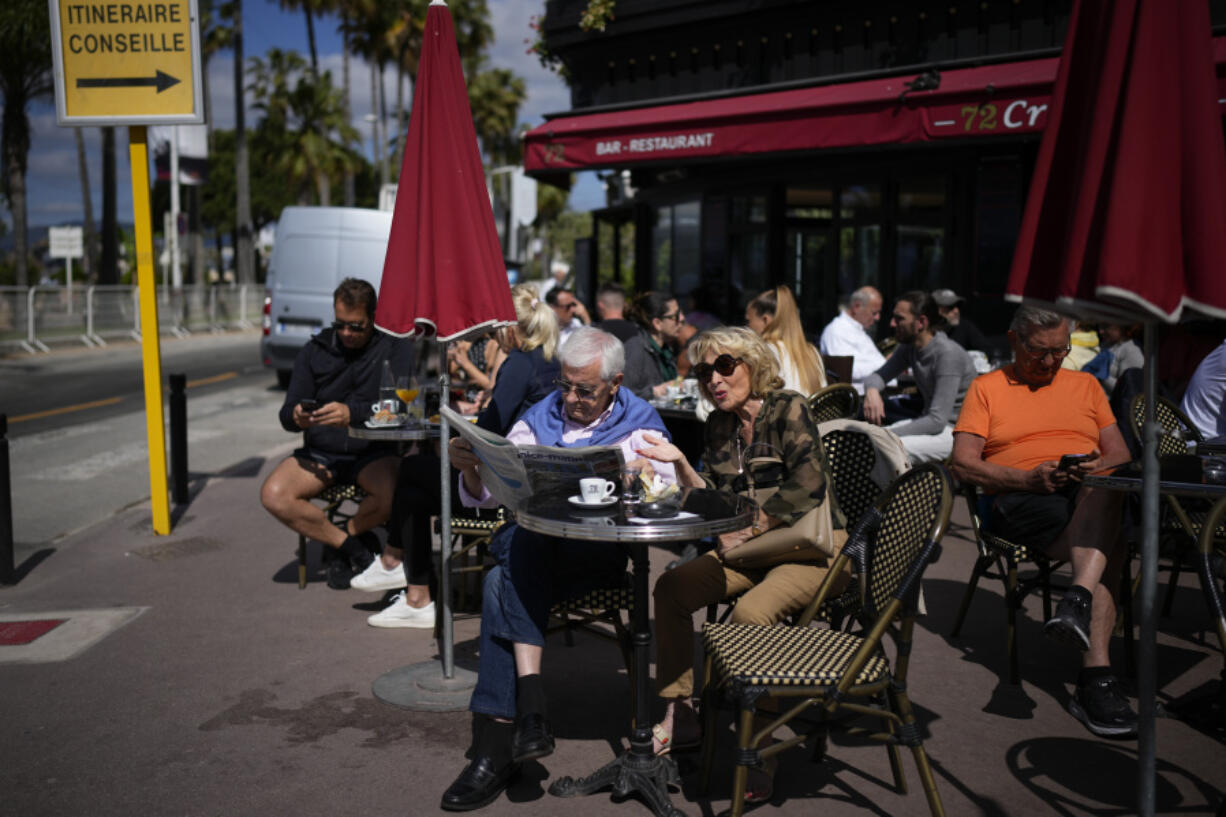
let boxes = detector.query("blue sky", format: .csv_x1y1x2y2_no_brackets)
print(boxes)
16,0,601,229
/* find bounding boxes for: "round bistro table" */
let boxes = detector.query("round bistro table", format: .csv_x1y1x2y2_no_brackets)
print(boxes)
516,487,753,817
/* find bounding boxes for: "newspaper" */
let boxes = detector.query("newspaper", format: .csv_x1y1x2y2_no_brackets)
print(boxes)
441,405,625,512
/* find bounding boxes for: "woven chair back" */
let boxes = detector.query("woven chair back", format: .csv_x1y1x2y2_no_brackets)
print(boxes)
862,465,952,620
1129,394,1203,457
808,383,861,424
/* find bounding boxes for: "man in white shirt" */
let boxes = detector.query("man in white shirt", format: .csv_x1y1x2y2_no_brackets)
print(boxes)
1181,339,1226,440
545,286,589,347
441,327,674,811
819,285,886,392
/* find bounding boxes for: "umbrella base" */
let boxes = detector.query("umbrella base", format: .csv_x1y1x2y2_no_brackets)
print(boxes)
372,660,477,712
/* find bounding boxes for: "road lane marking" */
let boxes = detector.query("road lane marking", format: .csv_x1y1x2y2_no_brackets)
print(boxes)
10,396,123,423
186,371,238,388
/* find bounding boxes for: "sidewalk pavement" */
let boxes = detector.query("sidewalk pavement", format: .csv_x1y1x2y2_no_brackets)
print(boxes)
1,447,1223,816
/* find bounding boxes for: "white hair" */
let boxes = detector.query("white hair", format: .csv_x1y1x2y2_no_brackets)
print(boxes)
558,326,625,380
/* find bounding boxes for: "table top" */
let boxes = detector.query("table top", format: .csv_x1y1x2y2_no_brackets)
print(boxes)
348,422,441,441
1084,454,1226,498
648,399,701,421
516,487,752,543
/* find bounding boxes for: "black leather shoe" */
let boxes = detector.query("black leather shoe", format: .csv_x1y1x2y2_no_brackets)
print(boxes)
511,712,555,762
440,756,519,811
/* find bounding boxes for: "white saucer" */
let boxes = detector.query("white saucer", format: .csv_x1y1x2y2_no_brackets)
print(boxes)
365,419,405,429
568,494,617,509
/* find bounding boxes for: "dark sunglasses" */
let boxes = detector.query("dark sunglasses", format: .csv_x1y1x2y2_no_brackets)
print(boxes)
554,378,599,399
692,354,743,383
332,319,370,332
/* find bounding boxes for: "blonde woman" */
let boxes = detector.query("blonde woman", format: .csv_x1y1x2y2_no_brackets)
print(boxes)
637,326,843,803
478,283,561,434
745,284,826,395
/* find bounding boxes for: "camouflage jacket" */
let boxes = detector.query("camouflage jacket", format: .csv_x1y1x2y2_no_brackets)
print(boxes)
700,390,827,525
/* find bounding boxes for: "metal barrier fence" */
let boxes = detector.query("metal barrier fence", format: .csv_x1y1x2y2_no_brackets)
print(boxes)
0,284,257,353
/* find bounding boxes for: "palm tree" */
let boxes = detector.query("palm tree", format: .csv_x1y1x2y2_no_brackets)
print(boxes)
231,0,254,285
249,50,359,206
342,1,397,188
0,0,53,287
467,64,527,167
279,0,335,78
73,127,96,282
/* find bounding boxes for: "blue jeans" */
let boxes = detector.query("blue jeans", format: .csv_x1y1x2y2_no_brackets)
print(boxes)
468,523,627,719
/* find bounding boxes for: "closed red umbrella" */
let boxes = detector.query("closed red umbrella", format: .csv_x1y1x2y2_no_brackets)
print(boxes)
372,0,514,698
1006,3,1226,815
375,0,516,341
1007,0,1226,321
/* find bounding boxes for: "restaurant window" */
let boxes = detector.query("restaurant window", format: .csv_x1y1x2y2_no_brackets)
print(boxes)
728,193,769,308
895,176,947,293
837,183,882,297
785,187,834,329
651,200,700,297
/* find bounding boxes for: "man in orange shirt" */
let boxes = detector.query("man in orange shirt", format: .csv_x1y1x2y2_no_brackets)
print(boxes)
951,305,1135,737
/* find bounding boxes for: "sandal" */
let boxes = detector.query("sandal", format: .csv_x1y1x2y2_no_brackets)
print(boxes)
651,722,701,756
744,754,778,805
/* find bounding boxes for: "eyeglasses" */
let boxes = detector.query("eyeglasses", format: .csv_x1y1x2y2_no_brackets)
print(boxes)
660,311,683,323
554,378,600,399
691,354,743,383
332,319,370,333
1020,341,1072,362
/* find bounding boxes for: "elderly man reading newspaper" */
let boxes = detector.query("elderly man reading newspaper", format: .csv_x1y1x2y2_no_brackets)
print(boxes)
442,326,677,812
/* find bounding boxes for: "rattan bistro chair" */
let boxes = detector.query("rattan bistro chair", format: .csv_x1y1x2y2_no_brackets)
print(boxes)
808,383,861,424
697,465,954,817
1127,394,1226,616
297,482,367,589
949,484,1063,685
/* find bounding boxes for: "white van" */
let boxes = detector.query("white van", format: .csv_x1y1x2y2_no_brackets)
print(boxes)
260,206,393,386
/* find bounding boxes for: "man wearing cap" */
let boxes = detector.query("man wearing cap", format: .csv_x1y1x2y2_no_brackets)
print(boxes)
932,288,990,353
819,285,886,393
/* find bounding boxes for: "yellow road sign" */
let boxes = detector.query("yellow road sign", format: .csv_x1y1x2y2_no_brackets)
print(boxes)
48,0,204,125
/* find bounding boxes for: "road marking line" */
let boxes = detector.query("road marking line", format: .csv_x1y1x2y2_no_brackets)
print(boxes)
186,371,238,388
10,396,123,423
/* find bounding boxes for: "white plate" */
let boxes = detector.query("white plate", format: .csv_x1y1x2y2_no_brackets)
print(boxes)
365,419,405,429
567,494,617,509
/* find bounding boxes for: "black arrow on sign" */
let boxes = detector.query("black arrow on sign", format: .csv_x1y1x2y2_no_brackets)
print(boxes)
76,70,181,93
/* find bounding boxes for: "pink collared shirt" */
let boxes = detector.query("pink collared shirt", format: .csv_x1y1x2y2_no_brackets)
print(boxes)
459,402,678,507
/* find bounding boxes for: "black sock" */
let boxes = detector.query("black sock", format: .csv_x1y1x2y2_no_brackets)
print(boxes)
516,674,547,719
475,718,514,766
1078,665,1113,686
1066,584,1093,602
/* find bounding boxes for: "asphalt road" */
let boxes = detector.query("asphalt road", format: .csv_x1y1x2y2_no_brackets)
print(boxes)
1,330,298,553
1,329,273,438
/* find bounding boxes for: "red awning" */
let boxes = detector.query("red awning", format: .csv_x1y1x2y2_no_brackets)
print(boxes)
524,36,1226,173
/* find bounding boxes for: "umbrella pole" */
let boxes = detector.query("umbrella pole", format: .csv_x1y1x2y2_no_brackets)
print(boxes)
440,338,455,679
1137,322,1159,817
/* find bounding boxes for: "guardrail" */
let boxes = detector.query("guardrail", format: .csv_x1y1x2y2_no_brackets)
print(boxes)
0,284,257,353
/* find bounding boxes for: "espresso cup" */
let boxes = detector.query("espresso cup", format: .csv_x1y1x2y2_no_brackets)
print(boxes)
579,477,616,504
370,399,401,417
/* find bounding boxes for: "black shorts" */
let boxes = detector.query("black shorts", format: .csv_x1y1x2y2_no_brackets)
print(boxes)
985,484,1082,553
293,446,396,486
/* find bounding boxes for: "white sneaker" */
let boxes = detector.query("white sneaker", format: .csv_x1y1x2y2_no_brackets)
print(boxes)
367,592,435,629
350,557,407,593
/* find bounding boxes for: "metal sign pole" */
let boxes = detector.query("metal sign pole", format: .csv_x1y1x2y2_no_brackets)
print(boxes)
129,126,172,535
439,338,454,678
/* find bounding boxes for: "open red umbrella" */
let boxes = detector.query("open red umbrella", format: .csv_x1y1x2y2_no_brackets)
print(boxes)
1007,2,1226,814
375,0,516,342
372,0,515,700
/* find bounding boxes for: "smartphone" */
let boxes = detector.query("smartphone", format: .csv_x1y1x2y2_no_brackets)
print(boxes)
1058,453,1093,471
298,398,320,413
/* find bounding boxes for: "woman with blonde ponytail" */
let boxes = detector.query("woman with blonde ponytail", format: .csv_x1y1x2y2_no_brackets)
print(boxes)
745,285,826,395
479,284,562,434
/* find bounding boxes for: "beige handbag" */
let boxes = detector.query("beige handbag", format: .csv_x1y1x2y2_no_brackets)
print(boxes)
723,455,838,569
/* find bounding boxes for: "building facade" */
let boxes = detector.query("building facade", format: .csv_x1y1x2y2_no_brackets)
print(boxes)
524,0,1226,345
